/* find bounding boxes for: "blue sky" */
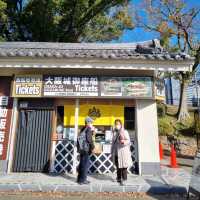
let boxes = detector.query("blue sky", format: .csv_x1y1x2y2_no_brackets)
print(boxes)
116,0,200,43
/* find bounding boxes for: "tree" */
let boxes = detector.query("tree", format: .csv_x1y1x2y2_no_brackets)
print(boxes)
0,0,7,23
135,0,200,122
2,0,27,41
0,0,7,41
2,0,134,42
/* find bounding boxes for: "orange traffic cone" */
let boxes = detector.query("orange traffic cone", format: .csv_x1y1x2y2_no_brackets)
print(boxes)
159,142,163,160
170,144,178,168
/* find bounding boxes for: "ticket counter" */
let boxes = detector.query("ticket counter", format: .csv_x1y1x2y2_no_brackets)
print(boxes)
53,99,138,174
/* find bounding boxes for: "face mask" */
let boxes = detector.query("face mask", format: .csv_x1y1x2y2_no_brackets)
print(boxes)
115,125,121,130
88,124,93,128
88,124,95,132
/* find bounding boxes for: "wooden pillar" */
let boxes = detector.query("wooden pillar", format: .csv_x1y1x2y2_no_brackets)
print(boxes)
7,98,18,173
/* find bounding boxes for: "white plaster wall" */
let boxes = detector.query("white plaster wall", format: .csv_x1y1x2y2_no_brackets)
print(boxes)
136,100,160,174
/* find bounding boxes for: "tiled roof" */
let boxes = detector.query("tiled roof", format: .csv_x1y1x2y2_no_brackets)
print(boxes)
0,39,194,61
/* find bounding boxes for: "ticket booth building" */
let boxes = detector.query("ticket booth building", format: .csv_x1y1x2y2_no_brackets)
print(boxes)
0,40,194,175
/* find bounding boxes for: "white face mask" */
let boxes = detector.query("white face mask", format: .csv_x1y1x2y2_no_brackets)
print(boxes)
115,125,121,130
88,124,93,128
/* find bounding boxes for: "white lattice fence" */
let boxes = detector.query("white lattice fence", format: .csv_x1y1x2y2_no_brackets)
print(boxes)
53,140,138,174
53,140,75,173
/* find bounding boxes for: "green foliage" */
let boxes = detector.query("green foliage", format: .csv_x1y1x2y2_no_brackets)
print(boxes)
136,0,200,122
174,120,193,132
158,117,174,136
157,105,196,137
0,0,6,21
1,0,134,42
173,115,195,137
157,103,166,117
0,36,5,41
0,0,7,40
80,6,134,42
22,0,60,41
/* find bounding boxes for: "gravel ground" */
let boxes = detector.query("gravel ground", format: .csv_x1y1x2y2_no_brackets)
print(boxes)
0,192,198,200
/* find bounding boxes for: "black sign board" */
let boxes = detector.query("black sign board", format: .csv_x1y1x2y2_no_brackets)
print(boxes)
43,75,153,98
43,75,99,97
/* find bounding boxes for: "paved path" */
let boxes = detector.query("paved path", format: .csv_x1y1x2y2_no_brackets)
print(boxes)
0,165,191,194
163,155,194,173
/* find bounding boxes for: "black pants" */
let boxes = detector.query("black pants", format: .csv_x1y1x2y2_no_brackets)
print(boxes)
115,156,127,181
77,152,89,183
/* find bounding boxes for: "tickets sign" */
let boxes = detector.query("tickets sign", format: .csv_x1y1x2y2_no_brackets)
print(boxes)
12,75,154,98
12,75,43,97
43,75,99,97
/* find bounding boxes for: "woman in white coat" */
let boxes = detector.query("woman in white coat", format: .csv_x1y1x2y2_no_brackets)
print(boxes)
111,119,133,186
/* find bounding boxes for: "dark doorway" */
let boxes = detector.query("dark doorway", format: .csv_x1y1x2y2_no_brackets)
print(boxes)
13,109,53,172
124,107,135,131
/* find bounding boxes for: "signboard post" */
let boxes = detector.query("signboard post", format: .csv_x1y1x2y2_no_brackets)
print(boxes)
0,96,11,159
0,77,13,172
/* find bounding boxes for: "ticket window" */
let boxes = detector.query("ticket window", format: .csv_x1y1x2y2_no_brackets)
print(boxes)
77,104,120,145
61,104,116,142
61,104,135,142
77,105,135,154
78,105,135,144
90,107,135,142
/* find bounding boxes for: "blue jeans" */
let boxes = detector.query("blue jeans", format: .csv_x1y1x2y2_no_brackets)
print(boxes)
77,152,90,183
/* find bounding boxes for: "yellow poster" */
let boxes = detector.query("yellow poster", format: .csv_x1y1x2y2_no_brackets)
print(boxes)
64,104,124,126
64,105,76,126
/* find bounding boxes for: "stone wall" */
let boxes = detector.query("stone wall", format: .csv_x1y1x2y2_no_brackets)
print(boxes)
159,136,198,157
